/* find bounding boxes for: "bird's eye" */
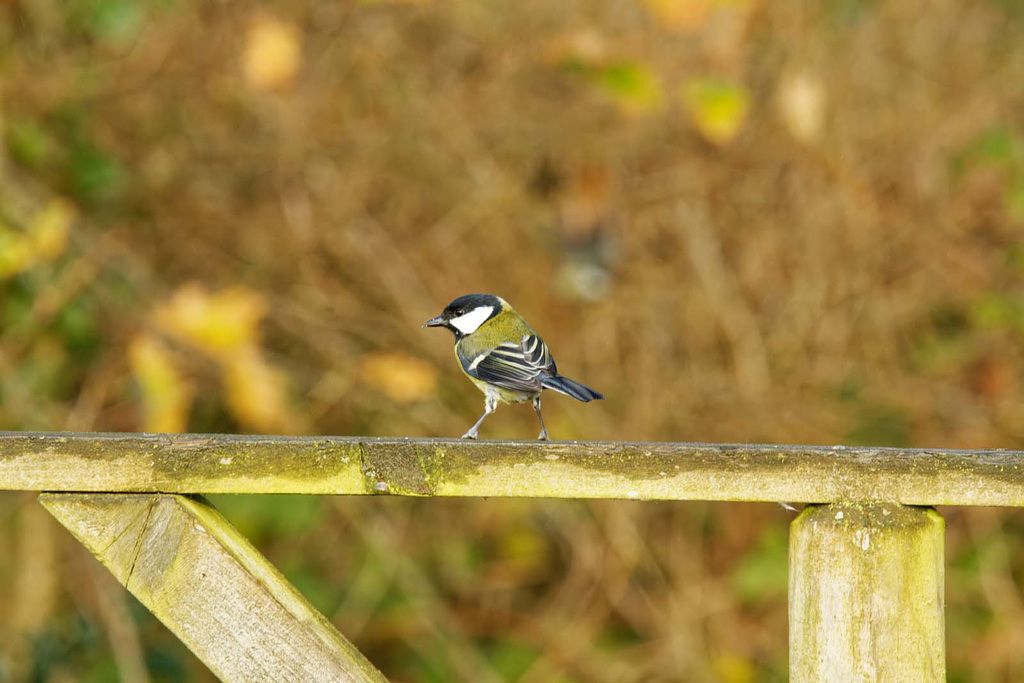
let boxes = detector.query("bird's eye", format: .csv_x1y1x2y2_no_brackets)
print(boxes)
455,309,464,316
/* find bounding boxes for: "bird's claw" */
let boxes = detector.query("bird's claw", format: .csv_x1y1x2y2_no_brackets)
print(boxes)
461,431,478,440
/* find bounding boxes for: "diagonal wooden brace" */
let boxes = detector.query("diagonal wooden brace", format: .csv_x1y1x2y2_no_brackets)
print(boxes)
40,493,387,683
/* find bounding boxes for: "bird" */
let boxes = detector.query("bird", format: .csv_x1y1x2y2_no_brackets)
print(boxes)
423,293,604,440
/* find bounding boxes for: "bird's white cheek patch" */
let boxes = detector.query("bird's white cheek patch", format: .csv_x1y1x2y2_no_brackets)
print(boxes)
450,306,494,335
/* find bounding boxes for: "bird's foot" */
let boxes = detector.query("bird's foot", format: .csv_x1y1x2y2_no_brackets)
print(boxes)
461,430,479,439
537,430,549,441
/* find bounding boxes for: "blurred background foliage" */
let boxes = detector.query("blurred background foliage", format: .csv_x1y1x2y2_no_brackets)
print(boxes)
0,0,1023,680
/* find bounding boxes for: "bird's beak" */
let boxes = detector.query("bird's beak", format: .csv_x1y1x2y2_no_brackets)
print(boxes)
422,315,446,328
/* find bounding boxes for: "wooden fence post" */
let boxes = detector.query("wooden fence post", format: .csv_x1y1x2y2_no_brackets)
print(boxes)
41,493,388,683
789,504,945,682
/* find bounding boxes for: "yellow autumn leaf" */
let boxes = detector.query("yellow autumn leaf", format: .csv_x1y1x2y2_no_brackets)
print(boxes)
643,0,714,31
129,334,193,433
777,71,826,143
28,199,74,262
0,198,74,279
644,0,754,32
359,352,439,403
223,347,306,433
681,78,750,145
0,231,35,279
711,652,755,683
153,284,267,358
243,16,302,91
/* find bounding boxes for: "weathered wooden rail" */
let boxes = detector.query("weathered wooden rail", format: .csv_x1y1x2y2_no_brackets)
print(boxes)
5,432,1023,681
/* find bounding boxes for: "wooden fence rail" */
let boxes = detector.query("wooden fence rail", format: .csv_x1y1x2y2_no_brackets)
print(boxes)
3,431,1024,505
4,431,1022,681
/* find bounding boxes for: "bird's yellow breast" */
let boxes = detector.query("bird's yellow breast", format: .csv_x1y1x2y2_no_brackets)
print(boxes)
464,374,534,404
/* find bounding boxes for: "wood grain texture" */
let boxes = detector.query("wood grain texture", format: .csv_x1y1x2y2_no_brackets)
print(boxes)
40,493,387,683
4,431,1024,505
789,504,945,682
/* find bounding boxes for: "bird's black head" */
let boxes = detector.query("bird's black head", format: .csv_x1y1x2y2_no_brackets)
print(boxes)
423,293,504,337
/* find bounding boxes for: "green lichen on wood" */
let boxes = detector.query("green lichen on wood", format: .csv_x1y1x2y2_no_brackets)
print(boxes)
789,503,945,682
3,432,1024,505
41,492,387,683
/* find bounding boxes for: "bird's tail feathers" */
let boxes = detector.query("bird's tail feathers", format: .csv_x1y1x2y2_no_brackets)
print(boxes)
540,375,604,402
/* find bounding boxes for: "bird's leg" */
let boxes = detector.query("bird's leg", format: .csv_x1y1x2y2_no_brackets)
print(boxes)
461,396,497,439
533,396,549,441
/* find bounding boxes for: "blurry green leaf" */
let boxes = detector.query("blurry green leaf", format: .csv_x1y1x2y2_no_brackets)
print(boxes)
595,62,662,113
83,656,120,683
68,143,125,205
402,642,462,683
732,525,788,605
909,334,971,374
143,642,190,682
988,0,1024,18
88,0,145,44
950,536,983,575
29,615,101,681
931,304,971,339
1006,182,1024,221
435,536,485,585
946,537,995,642
67,0,146,46
500,526,546,561
1006,244,1024,274
210,495,324,542
681,78,750,145
568,60,663,115
847,405,910,447
483,640,539,680
377,582,411,612
596,618,645,651
970,293,1024,333
909,305,972,373
21,337,73,401
6,119,55,170
836,375,862,402
952,126,1024,185
282,562,339,615
56,298,100,357
824,0,879,25
970,127,1021,167
1,276,35,328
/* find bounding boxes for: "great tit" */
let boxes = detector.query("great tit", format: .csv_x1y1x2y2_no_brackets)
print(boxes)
423,293,604,440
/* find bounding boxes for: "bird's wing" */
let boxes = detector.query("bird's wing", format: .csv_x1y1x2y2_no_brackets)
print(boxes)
461,334,556,393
